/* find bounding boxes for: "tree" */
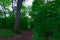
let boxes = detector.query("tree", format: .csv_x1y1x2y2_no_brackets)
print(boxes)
14,0,24,33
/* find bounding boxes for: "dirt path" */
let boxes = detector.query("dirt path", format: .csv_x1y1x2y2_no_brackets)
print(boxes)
0,30,33,40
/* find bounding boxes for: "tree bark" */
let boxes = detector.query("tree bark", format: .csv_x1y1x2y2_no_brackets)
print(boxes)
14,0,24,33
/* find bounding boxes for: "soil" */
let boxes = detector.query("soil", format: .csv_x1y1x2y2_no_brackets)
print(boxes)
0,30,33,40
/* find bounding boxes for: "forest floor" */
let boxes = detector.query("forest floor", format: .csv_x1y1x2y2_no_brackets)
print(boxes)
0,29,33,40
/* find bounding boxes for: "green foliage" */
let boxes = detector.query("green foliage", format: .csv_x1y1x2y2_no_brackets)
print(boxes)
0,0,11,6
32,0,44,12
5,17,15,28
0,18,3,27
55,0,60,5
0,17,14,29
20,17,28,30
31,0,60,40
0,29,16,38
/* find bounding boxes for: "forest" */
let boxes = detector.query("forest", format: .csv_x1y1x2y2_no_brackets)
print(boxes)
0,0,60,40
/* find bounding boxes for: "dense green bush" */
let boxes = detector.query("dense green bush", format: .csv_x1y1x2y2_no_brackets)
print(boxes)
5,17,15,29
0,17,14,29
20,17,28,30
31,0,60,40
0,18,4,27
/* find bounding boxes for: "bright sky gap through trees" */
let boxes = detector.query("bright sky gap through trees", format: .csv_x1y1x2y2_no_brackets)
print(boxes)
0,0,55,17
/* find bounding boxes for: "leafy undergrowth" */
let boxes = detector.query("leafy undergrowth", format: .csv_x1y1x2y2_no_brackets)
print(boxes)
0,28,16,38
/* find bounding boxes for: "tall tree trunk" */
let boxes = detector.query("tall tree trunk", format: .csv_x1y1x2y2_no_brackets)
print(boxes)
14,0,24,33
